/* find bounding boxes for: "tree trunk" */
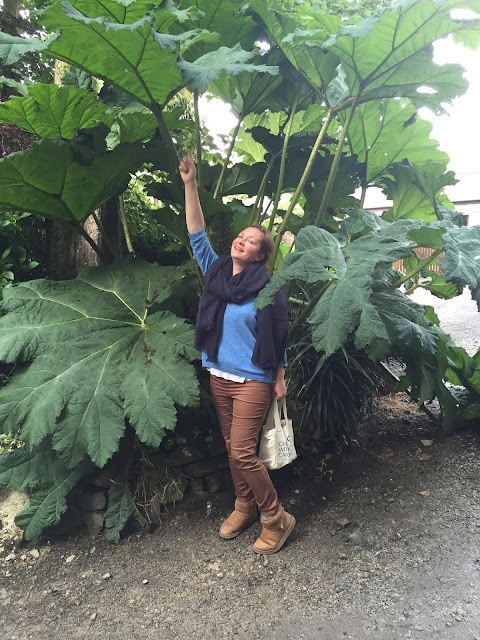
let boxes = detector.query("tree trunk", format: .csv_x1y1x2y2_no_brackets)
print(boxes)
45,64,124,279
3,0,22,18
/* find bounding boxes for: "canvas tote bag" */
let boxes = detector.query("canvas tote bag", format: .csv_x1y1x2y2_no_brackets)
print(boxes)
259,397,297,470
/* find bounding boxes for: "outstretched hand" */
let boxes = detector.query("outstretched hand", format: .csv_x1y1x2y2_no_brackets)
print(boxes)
179,149,196,184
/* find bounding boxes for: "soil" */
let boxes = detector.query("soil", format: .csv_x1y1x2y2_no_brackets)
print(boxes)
0,291,479,640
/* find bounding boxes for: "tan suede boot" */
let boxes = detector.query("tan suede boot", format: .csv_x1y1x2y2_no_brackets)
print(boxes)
219,498,258,539
252,504,295,554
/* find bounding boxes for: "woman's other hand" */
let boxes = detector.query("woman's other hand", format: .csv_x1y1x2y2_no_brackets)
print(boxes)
273,367,287,399
179,149,196,184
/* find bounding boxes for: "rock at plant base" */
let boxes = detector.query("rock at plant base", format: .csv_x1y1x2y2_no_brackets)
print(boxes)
76,489,107,512
204,471,224,493
0,488,29,551
183,454,229,479
190,477,205,492
83,511,105,536
176,490,210,513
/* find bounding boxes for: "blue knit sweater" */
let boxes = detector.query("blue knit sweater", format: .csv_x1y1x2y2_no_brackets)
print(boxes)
189,228,286,383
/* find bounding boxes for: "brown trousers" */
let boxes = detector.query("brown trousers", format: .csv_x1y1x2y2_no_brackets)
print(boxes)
210,375,278,516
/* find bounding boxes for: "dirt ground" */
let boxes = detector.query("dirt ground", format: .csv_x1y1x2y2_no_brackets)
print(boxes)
1,394,479,640
0,290,479,640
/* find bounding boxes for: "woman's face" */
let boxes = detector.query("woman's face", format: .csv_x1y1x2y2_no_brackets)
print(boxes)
230,227,265,265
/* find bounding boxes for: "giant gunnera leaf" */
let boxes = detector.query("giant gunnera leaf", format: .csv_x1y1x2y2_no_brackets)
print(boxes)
0,258,200,469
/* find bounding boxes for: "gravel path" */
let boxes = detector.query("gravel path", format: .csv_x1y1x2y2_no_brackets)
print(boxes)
411,287,479,356
1,397,479,640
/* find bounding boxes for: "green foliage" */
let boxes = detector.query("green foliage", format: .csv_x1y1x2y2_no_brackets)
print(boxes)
0,259,200,537
0,138,145,223
105,481,148,543
0,84,114,138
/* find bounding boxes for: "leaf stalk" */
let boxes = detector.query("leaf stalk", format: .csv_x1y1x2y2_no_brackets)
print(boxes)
193,91,203,188
213,117,242,200
119,195,135,255
268,109,334,274
315,94,361,227
393,248,443,288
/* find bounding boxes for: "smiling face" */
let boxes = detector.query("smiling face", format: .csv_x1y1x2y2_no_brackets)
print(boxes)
230,227,265,268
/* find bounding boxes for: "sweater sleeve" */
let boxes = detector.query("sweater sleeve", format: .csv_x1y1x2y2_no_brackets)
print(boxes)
189,227,218,275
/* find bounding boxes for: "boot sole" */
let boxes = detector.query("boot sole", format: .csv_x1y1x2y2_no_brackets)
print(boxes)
219,518,257,540
253,516,296,554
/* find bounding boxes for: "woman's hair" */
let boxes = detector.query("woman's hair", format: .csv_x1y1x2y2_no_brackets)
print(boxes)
249,224,274,265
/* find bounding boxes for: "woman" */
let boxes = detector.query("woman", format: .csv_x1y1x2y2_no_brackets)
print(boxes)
179,150,295,555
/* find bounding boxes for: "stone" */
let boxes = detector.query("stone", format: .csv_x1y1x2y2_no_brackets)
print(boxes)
182,454,229,479
91,471,113,489
76,489,107,512
205,471,224,493
189,478,205,492
83,511,105,536
65,554,76,564
29,549,40,559
346,529,368,547
176,490,210,513
336,517,351,530
0,488,29,548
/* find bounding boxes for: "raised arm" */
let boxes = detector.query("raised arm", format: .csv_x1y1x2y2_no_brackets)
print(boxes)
179,149,204,233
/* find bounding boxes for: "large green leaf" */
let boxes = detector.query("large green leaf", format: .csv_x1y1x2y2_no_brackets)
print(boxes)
105,482,148,543
323,0,476,112
40,1,188,108
440,226,480,308
0,138,144,223
0,441,94,540
0,442,64,491
0,31,59,65
176,0,258,56
176,44,279,94
14,460,93,540
0,259,200,468
380,164,454,223
307,222,421,357
256,227,346,308
208,53,283,119
346,99,449,183
249,0,341,97
0,84,114,139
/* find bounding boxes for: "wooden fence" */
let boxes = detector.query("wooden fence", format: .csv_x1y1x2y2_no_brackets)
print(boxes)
393,247,444,274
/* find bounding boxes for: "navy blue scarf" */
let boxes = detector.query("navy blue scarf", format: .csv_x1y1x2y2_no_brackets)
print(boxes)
194,256,288,370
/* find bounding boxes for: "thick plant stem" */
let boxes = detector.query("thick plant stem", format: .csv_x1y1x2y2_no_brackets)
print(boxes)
270,95,300,225
194,92,203,188
290,280,333,331
268,110,334,274
154,110,180,176
393,248,443,288
360,183,367,208
119,195,135,255
91,210,120,260
251,155,277,226
213,117,242,200
315,95,361,227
